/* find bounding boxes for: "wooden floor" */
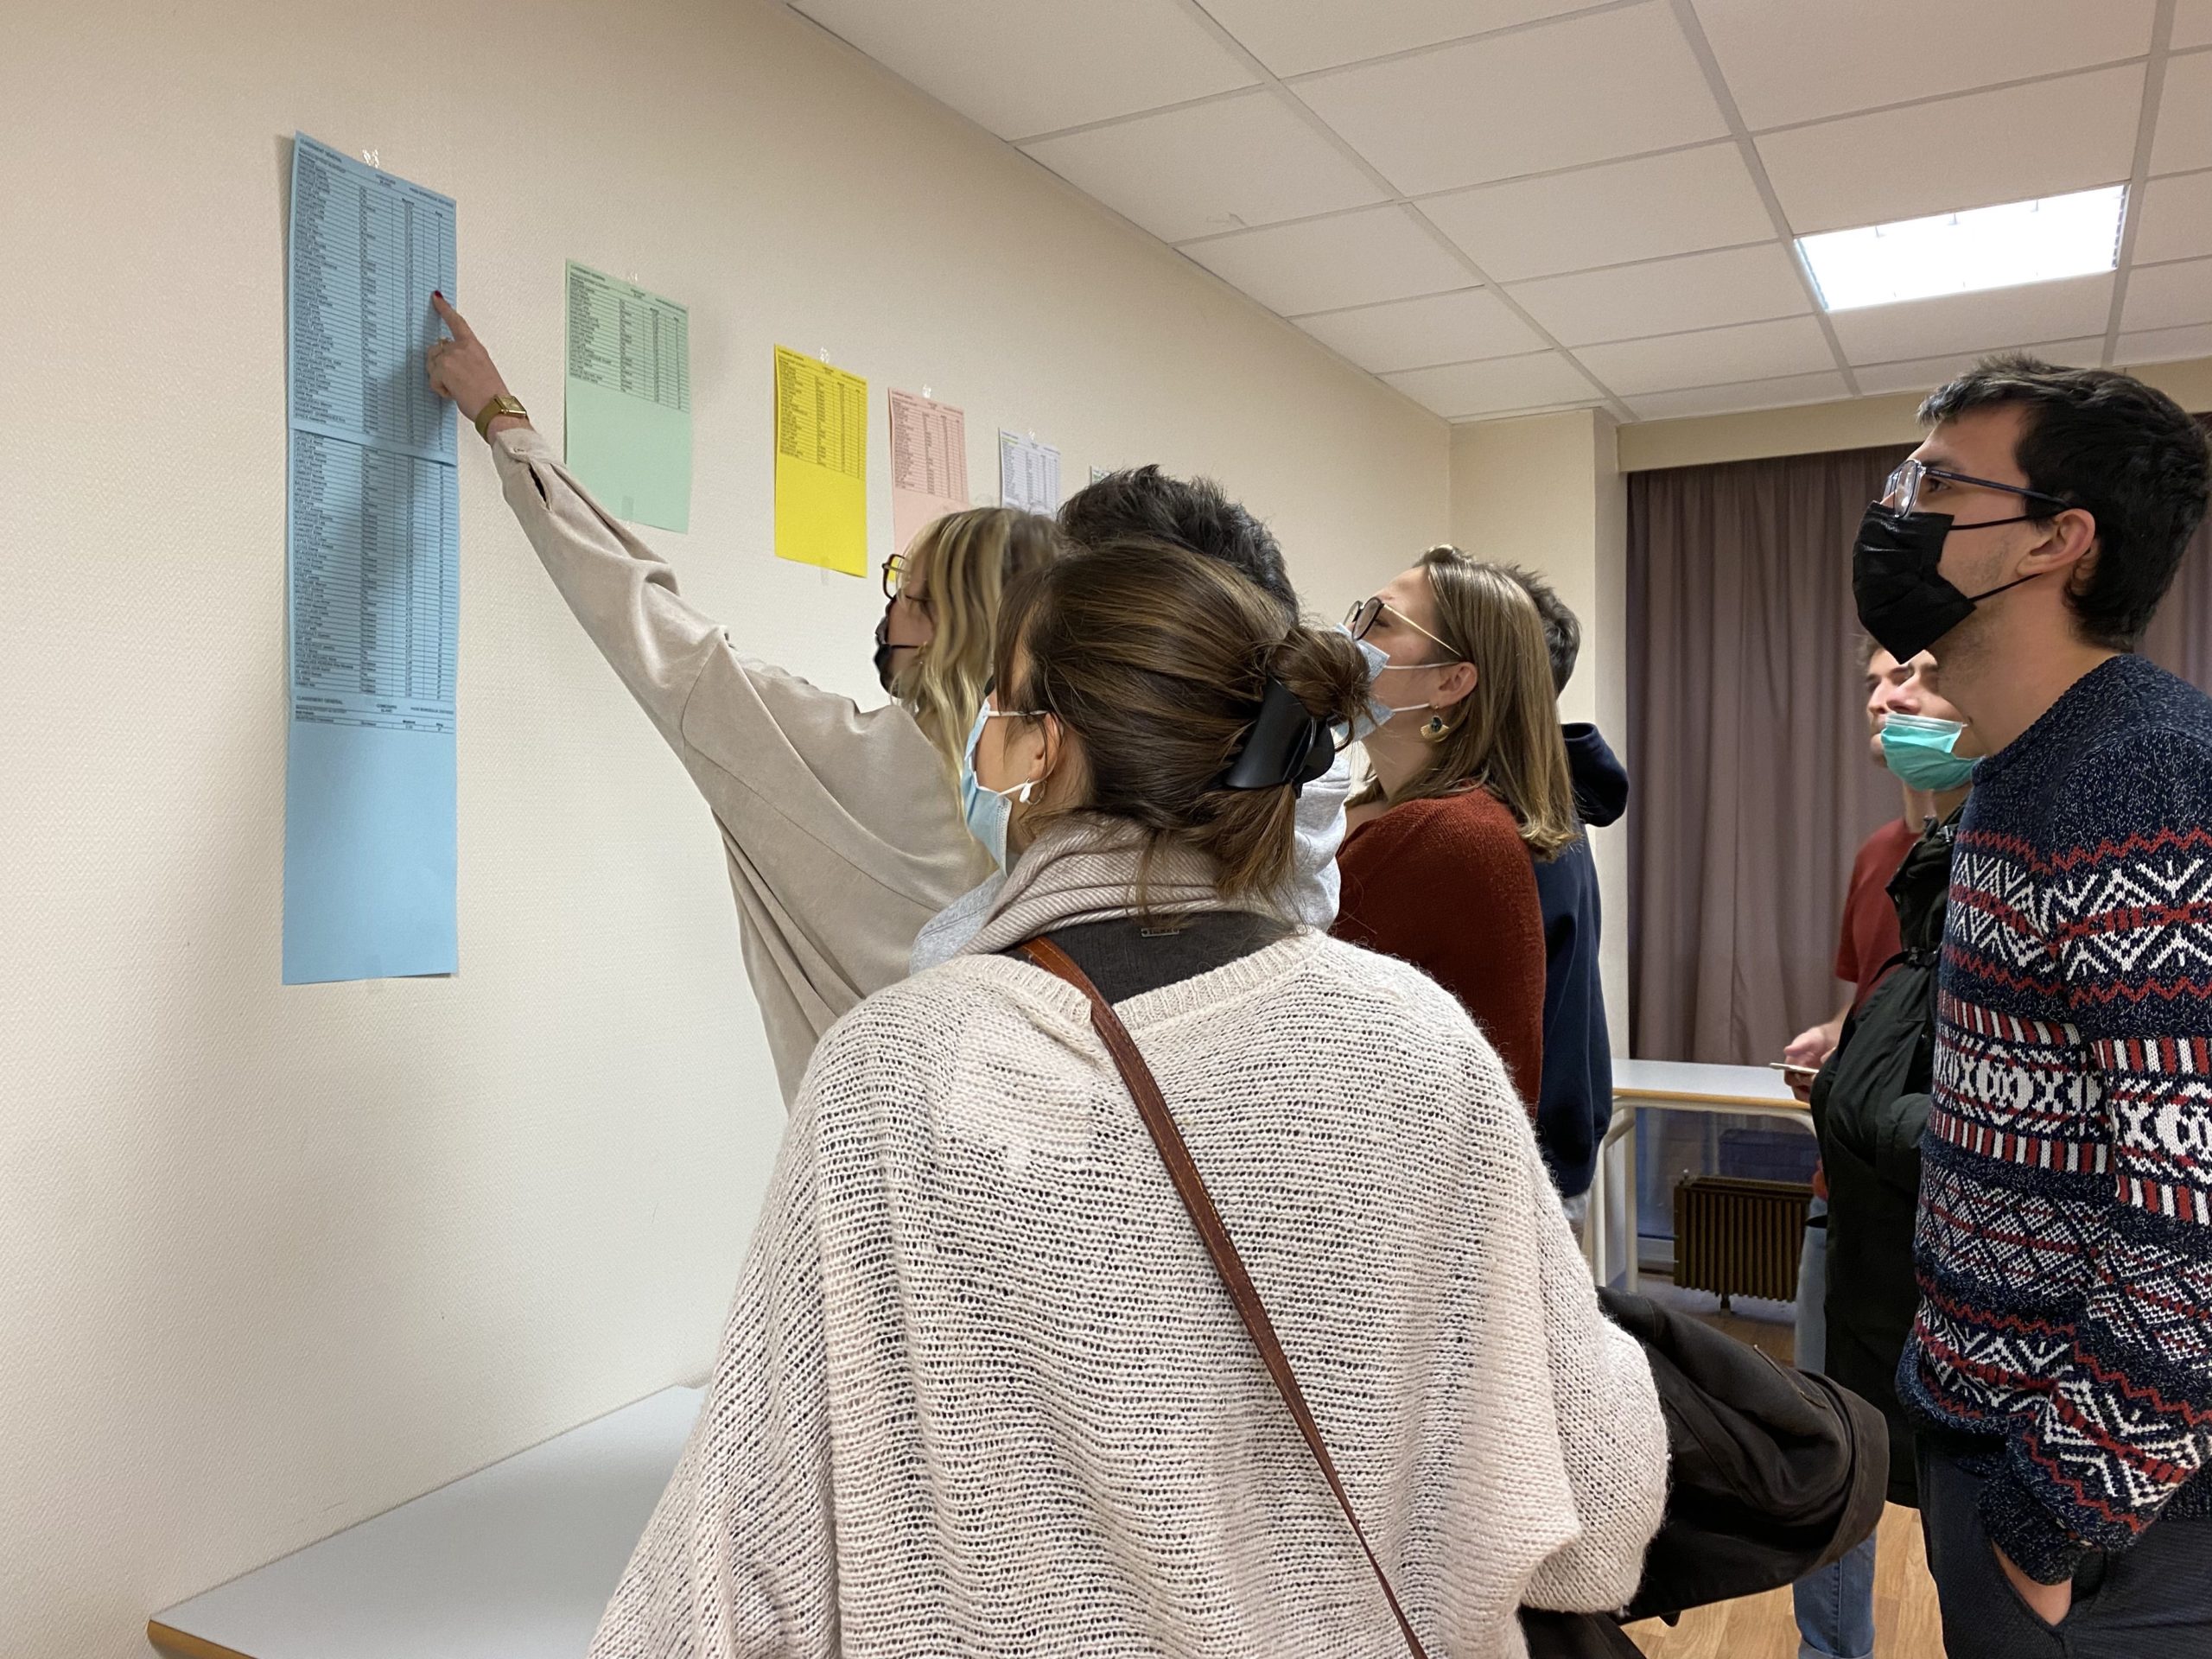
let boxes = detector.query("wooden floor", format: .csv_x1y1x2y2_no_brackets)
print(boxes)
1618,1276,1948,1656
1624,1503,1943,1657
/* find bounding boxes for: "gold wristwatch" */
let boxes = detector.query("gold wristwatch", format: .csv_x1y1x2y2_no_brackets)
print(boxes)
473,394,529,441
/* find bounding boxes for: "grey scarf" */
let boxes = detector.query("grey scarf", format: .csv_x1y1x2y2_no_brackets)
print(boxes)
952,817,1233,963
910,750,1356,974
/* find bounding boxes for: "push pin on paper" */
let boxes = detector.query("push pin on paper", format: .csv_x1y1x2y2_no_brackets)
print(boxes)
361,149,380,168
922,386,932,401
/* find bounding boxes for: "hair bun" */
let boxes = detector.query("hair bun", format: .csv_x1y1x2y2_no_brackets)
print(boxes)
1270,625,1374,738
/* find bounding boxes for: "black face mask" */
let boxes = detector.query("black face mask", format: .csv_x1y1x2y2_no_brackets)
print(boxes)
1851,502,2042,662
872,607,899,693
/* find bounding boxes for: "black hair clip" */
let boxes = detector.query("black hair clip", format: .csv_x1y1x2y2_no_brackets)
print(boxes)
1219,678,1337,794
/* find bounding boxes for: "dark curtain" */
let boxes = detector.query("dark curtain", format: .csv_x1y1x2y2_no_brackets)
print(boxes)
1627,419,2212,1065
2139,417,2212,686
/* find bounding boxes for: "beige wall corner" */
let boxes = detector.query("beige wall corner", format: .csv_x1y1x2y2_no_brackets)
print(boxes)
1448,410,1631,1058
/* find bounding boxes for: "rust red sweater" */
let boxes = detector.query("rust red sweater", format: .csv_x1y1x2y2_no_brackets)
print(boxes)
1332,787,1548,1113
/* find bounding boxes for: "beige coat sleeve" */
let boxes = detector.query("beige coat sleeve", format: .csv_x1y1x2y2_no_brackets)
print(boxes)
485,426,988,1090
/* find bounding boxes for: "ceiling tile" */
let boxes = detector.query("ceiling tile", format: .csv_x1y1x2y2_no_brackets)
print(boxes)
1575,315,1836,395
1507,243,1811,346
2119,322,2212,364
1196,0,1594,77
1021,92,1385,245
1293,4,1727,196
2123,257,2212,332
791,0,1255,140
1852,338,2108,396
1382,352,1602,418
1626,371,1850,422
1827,273,2117,364
2131,171,2212,265
1294,288,1544,372
2151,51,2212,175
2176,0,2212,51
1182,206,1471,315
1421,143,1776,283
1758,64,2145,235
1692,0,2157,130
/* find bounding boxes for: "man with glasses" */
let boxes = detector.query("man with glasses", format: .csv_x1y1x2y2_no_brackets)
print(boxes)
1854,357,2212,1656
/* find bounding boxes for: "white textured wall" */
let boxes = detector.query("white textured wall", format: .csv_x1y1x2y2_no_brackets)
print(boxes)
0,3,1446,1652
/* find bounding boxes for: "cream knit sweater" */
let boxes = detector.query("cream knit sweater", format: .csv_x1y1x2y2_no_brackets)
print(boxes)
589,931,1667,1659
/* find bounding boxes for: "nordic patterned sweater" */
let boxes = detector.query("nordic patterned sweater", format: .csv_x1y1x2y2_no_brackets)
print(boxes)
1900,652,2212,1582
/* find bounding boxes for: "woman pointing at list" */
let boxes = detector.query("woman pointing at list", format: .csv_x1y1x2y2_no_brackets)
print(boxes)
424,294,1065,1103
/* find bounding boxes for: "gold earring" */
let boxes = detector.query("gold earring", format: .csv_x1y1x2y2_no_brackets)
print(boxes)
1421,715,1451,743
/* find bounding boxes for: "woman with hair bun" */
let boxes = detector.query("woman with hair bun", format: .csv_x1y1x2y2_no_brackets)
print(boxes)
588,539,1666,1659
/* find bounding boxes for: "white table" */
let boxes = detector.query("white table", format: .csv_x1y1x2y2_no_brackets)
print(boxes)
1589,1058,1815,1293
149,1387,700,1659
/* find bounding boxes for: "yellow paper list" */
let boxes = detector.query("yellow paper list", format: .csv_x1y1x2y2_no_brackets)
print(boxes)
773,346,868,575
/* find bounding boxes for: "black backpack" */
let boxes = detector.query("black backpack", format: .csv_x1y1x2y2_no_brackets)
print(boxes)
1520,1286,1890,1656
1808,812,1956,1507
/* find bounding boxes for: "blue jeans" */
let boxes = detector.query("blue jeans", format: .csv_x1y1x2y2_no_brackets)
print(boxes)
1792,1205,1878,1658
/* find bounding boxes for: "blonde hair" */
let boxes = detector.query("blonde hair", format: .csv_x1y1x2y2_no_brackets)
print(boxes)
893,506,1065,782
1358,545,1581,860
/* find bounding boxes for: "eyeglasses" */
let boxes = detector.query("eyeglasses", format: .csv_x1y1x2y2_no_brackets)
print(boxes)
1344,596,1463,664
979,693,1046,725
881,551,930,607
1882,459,2069,518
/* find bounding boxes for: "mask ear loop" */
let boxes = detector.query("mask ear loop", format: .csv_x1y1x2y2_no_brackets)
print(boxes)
1883,500,2067,605
1954,518,2059,606
1961,568,2044,605
974,707,1050,798
1013,708,1061,818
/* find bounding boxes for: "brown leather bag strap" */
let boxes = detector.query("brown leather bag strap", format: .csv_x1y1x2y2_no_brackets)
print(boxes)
1018,937,1431,1659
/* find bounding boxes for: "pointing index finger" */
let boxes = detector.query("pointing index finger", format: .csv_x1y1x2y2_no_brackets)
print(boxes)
430,291,476,344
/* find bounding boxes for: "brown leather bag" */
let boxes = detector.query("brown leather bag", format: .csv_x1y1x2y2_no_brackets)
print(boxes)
1018,937,1431,1659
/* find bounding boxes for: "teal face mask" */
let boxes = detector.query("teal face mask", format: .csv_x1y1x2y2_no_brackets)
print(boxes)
1880,712,1978,791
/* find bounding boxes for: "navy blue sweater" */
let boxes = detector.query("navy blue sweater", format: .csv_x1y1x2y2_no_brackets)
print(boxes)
1900,654,2212,1580
1530,724,1628,1198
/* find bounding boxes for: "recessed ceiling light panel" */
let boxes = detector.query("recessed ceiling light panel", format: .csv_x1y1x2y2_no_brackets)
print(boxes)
1798,186,2126,312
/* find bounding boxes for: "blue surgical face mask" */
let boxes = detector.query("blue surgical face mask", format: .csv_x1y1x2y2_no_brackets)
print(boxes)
959,701,1041,869
1880,711,1978,792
